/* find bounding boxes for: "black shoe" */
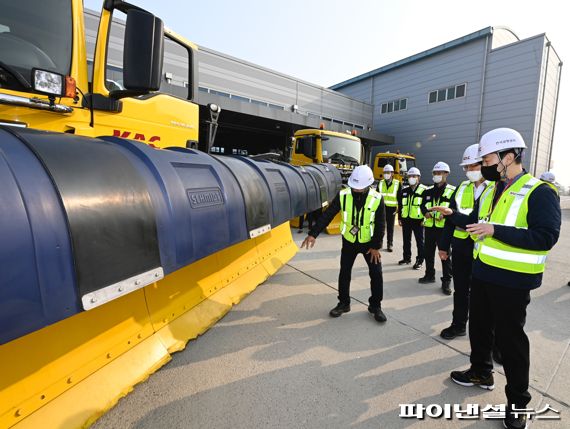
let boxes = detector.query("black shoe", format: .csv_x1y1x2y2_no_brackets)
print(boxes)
493,347,503,365
387,244,393,253
418,275,436,284
441,279,452,295
412,259,423,270
297,229,303,233
398,259,411,265
450,368,495,390
440,324,466,340
368,305,387,322
329,303,350,317
503,409,528,429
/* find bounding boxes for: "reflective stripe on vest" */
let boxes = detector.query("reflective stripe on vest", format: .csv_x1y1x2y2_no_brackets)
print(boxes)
401,185,426,219
378,179,400,207
339,188,383,243
473,174,548,274
453,181,475,239
424,184,456,228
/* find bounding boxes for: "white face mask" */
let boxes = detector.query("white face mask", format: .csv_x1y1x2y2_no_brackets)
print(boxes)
433,175,443,184
466,170,483,182
383,173,392,180
408,177,418,186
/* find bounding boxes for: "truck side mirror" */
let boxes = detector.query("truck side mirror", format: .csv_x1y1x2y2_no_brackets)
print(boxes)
121,9,164,95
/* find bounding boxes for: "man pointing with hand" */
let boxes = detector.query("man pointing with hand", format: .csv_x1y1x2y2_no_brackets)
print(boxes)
430,128,560,429
301,165,387,323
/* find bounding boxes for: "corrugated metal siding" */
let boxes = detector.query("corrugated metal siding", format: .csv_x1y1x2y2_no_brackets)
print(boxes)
337,79,373,104
197,47,374,126
532,42,562,175
351,38,488,183
338,33,560,183
481,36,545,174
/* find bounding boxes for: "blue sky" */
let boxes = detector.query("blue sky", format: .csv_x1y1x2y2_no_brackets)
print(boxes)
85,0,569,185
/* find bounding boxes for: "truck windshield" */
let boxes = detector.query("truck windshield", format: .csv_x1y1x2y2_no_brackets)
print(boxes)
321,136,361,164
0,0,72,91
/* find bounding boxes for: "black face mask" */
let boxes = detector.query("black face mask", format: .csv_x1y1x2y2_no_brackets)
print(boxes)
351,189,368,202
481,164,501,181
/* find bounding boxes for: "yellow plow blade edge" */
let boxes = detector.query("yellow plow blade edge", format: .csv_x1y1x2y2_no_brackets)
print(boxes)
0,223,296,429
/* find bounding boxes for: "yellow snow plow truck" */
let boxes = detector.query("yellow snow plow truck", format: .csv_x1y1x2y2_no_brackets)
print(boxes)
0,1,341,427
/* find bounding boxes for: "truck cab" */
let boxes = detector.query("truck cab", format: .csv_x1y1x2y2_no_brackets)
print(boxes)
373,151,416,184
0,0,199,148
291,128,362,183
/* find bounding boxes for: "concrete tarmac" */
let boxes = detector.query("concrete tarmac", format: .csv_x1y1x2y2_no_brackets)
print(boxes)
93,211,570,429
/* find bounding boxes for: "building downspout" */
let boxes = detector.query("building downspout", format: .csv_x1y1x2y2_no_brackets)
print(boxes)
533,41,551,174
547,59,563,171
476,34,491,141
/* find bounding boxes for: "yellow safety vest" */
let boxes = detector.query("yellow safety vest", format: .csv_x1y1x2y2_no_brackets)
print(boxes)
378,179,400,207
401,185,427,220
339,188,383,243
423,184,456,228
473,174,548,274
453,181,475,239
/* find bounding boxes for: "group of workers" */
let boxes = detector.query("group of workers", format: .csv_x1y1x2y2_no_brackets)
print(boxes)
301,128,562,429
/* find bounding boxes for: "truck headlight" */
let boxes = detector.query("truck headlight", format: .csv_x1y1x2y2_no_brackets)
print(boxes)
32,69,64,96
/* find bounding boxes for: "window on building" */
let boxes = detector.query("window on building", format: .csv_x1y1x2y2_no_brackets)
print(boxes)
381,97,408,114
429,83,467,105
456,84,466,98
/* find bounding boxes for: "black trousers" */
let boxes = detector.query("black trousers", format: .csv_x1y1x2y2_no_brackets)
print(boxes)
338,240,383,308
401,219,424,261
424,227,452,281
450,239,473,328
469,277,531,408
380,206,397,247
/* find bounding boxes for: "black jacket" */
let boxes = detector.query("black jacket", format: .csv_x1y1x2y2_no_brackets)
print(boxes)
447,177,561,289
309,189,385,249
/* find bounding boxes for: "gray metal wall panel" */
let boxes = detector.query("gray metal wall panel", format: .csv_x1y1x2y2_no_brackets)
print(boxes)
337,79,373,104
481,36,545,175
197,47,374,126
533,42,562,174
365,39,488,182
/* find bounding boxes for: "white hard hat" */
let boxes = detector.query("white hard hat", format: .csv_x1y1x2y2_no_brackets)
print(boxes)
478,128,526,158
433,161,450,173
460,144,482,166
539,171,556,183
347,165,375,189
407,167,421,176
383,164,394,172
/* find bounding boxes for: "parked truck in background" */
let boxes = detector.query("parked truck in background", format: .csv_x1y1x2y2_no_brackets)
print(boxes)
373,151,417,184
290,128,363,233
